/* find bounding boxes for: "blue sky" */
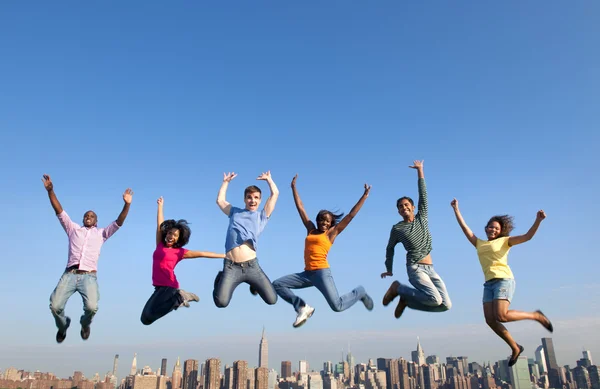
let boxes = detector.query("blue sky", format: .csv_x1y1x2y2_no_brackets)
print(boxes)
1,1,599,380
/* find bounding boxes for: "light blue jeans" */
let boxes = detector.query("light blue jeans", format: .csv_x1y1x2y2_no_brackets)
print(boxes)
273,268,367,313
213,258,277,308
397,263,452,312
49,272,99,331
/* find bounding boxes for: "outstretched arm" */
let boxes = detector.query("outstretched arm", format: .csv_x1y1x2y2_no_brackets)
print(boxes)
258,171,279,218
450,199,477,247
217,172,237,216
42,174,63,214
115,188,133,227
291,175,315,233
409,160,427,216
156,197,164,246
329,184,371,242
508,210,546,247
183,250,227,259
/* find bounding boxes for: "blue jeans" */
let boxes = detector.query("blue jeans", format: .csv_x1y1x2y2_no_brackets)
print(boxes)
140,286,184,325
397,263,452,312
273,268,367,313
482,278,516,303
213,258,277,308
49,272,99,331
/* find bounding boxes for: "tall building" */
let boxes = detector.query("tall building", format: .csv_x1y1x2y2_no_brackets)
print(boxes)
224,366,234,389
204,359,221,389
131,354,138,376
426,356,440,365
584,351,594,366
172,357,183,389
509,357,531,389
133,375,158,389
412,338,425,367
588,365,600,389
574,366,591,389
300,361,308,374
281,362,292,379
268,369,278,389
183,360,199,389
113,355,119,377
535,346,547,374
422,365,435,389
234,361,249,389
256,367,269,389
323,362,333,376
259,328,268,369
542,338,559,370
161,359,167,377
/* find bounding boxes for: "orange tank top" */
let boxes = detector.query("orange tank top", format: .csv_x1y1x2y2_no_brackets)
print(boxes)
304,231,332,271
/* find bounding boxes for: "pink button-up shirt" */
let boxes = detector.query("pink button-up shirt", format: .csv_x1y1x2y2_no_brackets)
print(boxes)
57,210,120,271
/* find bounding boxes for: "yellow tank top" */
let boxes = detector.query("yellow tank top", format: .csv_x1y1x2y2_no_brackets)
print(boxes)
304,231,332,271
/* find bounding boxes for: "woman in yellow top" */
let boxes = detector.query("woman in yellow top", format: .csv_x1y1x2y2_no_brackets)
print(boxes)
451,199,553,366
271,175,374,328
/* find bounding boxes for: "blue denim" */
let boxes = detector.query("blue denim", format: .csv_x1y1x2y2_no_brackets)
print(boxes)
482,278,516,303
273,268,367,313
397,263,452,312
140,286,184,325
49,272,99,331
213,258,277,307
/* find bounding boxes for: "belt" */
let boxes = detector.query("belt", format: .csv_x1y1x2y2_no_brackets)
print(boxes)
65,266,97,274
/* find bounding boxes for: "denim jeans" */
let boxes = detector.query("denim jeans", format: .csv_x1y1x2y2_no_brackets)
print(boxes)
273,268,367,313
213,258,277,307
49,271,99,331
140,286,184,325
482,278,516,303
397,263,452,312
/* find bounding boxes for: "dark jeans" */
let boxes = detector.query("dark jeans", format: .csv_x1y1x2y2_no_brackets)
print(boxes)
140,286,184,325
213,258,277,308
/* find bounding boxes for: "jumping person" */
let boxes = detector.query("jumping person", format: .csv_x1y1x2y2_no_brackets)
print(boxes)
382,161,452,319
272,175,374,328
42,174,133,343
213,171,279,308
450,198,553,366
140,197,225,325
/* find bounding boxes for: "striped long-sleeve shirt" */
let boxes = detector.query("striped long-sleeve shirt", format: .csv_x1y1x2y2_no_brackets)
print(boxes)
385,178,432,272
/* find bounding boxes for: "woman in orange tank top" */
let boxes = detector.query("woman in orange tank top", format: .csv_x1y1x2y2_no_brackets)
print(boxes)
271,174,374,328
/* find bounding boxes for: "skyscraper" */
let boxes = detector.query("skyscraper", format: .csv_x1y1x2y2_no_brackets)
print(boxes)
588,365,599,389
259,328,268,369
411,337,425,367
204,358,221,389
255,367,269,389
299,361,308,374
172,357,183,389
535,346,547,374
542,338,560,388
131,354,138,376
234,361,249,389
161,359,167,377
574,366,591,389
584,351,594,365
113,355,119,377
281,362,292,379
183,360,199,389
509,357,531,389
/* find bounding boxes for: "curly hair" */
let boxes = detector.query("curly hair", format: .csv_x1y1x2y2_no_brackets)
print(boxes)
160,219,191,248
486,215,515,238
396,196,414,209
316,210,344,227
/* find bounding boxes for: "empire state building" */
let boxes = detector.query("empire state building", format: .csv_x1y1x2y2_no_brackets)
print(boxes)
258,327,268,368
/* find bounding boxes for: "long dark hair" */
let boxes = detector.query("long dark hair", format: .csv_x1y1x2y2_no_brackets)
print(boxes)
486,215,514,238
316,210,344,227
160,219,191,248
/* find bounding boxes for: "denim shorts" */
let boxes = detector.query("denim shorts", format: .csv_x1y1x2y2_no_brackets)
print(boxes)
482,278,515,303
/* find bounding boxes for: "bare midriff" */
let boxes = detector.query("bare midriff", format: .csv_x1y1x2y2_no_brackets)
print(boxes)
226,242,256,263
417,253,433,265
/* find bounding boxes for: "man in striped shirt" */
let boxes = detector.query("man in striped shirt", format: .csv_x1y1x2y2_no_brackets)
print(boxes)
381,160,452,319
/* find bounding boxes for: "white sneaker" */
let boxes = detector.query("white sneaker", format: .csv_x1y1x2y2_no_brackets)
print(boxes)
293,305,315,328
179,289,199,308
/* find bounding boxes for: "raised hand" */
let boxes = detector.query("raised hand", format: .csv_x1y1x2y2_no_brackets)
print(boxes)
536,210,546,221
363,184,372,196
381,272,393,279
42,174,54,192
223,172,237,182
257,171,272,181
291,174,298,188
157,196,164,206
409,160,424,170
451,198,459,209
123,188,134,204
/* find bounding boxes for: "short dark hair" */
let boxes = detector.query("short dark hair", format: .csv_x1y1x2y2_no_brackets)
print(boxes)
396,196,414,209
486,215,514,238
316,210,344,227
160,219,191,248
244,185,262,198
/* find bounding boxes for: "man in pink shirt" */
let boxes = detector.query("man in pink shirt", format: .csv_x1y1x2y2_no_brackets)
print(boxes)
42,174,133,343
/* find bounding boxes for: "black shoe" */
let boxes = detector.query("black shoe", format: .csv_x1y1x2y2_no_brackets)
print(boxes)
536,310,554,332
80,325,91,340
56,317,71,344
508,344,524,367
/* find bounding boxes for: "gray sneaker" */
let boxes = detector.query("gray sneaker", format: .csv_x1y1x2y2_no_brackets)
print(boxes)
362,294,374,311
179,289,200,308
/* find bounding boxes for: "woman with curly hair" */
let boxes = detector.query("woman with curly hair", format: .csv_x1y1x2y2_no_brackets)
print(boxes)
271,175,374,328
140,197,225,325
450,199,553,366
